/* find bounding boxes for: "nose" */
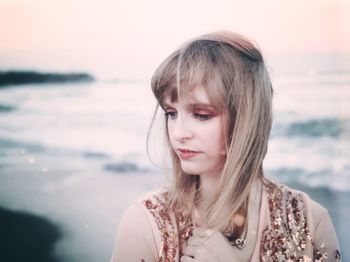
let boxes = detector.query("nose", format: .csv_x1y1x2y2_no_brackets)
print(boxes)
172,114,194,143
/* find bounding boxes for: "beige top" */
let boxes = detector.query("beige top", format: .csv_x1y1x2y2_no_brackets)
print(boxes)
111,179,341,261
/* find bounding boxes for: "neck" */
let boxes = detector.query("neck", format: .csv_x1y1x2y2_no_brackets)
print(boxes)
197,171,221,212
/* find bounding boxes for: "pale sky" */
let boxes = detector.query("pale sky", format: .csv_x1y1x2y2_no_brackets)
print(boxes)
0,0,349,79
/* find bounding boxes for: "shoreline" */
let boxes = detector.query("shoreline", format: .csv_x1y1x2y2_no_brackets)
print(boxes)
0,70,95,88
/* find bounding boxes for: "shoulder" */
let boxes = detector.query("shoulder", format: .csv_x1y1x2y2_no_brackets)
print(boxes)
111,187,169,262
262,178,327,225
136,186,169,208
263,179,332,228
120,186,171,237
121,186,169,231
261,178,341,261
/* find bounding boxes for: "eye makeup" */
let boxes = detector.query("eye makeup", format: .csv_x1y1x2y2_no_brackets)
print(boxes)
163,107,217,121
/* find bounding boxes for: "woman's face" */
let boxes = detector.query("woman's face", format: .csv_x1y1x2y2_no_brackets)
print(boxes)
163,85,228,177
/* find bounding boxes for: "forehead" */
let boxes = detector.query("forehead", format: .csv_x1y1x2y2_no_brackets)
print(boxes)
163,85,213,107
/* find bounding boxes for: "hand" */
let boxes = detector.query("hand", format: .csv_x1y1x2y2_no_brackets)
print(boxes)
181,228,237,262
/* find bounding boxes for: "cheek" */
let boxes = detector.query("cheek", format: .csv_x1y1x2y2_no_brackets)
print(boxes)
167,129,176,147
166,122,175,143
203,123,226,150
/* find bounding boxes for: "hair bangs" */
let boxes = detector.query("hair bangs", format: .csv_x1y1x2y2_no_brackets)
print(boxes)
152,40,227,113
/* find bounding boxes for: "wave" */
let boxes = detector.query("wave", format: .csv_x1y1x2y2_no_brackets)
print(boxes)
0,138,46,152
81,151,109,159
271,118,344,138
0,104,15,113
266,167,350,192
104,161,149,174
0,70,95,88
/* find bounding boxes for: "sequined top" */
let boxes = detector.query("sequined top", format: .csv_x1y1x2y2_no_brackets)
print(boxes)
112,179,341,261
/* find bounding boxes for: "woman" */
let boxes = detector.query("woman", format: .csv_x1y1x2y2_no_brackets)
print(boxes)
111,31,341,261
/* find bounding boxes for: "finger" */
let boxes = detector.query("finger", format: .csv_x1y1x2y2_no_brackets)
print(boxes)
187,236,204,247
192,227,204,236
210,231,232,244
183,244,198,257
192,228,214,238
180,255,195,262
203,231,230,246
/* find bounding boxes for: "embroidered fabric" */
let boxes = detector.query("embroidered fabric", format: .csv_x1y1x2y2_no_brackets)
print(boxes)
143,191,193,261
141,182,341,262
260,182,341,262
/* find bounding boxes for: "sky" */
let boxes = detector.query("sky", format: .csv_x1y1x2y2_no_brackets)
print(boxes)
0,0,349,79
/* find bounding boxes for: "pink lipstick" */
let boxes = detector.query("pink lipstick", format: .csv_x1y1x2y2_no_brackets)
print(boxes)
177,149,200,160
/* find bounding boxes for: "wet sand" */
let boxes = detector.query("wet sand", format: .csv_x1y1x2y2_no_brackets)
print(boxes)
0,207,62,262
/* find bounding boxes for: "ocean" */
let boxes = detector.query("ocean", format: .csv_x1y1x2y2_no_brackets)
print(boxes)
0,71,349,261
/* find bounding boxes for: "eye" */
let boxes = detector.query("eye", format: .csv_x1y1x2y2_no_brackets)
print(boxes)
164,111,177,119
193,112,211,121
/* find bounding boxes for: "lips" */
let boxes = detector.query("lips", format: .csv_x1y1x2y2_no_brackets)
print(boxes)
177,148,200,160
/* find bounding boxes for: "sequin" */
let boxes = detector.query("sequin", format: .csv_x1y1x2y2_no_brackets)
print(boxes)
142,191,193,262
334,249,341,261
260,182,314,261
142,183,339,262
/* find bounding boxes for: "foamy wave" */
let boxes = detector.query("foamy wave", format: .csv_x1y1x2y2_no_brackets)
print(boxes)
266,167,350,192
271,118,345,138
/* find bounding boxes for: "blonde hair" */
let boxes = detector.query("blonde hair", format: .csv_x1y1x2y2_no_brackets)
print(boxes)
147,31,273,234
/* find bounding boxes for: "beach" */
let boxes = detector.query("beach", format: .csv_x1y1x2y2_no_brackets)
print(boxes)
0,71,349,261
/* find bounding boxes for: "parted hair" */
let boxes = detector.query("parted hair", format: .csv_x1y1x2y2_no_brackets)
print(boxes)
147,31,274,233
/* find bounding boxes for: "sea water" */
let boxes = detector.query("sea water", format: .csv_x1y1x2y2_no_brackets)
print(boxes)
0,72,349,261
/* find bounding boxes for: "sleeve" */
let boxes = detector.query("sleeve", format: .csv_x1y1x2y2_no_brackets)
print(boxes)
110,201,159,262
313,207,341,261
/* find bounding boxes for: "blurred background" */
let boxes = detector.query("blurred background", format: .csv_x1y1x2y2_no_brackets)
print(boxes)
0,0,349,261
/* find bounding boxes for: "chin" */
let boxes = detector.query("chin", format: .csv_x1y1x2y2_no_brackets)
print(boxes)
180,163,202,175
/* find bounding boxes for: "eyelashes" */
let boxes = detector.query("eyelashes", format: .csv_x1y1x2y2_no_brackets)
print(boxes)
164,111,177,119
193,112,211,120
164,111,212,121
